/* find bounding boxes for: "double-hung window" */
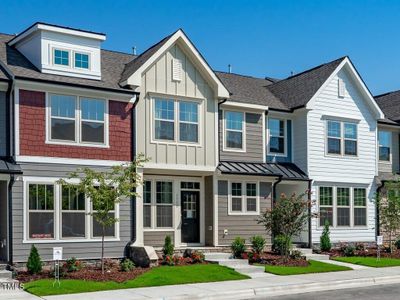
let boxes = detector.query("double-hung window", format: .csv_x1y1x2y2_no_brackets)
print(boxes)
225,111,244,150
154,99,175,141
354,188,367,226
92,193,116,238
336,187,350,226
61,186,85,238
326,120,357,156
156,181,173,228
75,53,89,69
230,182,258,214
319,187,333,226
50,94,76,142
28,184,55,239
179,101,199,143
143,181,152,228
54,49,69,66
49,94,107,146
268,118,285,154
378,131,391,161
81,98,105,143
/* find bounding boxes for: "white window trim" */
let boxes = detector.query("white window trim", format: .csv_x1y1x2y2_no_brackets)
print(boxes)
317,185,368,229
73,50,91,70
267,116,288,157
150,96,202,147
45,92,110,148
378,130,392,163
23,177,120,243
222,109,246,152
228,181,260,215
52,47,71,68
325,119,358,158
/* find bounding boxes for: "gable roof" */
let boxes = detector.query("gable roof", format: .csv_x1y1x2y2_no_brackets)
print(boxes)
375,91,400,123
0,33,136,94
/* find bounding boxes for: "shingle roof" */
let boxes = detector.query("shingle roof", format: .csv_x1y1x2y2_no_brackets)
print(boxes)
216,57,346,111
120,32,174,84
218,161,308,180
0,158,22,174
375,91,400,123
0,66,8,81
0,33,136,94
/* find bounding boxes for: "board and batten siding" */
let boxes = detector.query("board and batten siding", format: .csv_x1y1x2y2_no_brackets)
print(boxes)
0,91,7,156
136,44,217,167
219,111,264,163
377,126,399,174
12,163,132,262
307,68,378,243
217,180,272,245
143,231,174,247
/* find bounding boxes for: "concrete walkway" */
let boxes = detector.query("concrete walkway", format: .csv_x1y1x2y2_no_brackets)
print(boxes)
38,266,400,300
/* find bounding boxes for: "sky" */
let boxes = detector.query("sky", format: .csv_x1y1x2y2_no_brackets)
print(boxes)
1,0,399,95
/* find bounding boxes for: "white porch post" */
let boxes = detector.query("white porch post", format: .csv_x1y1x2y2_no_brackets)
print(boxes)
213,175,219,246
133,167,144,246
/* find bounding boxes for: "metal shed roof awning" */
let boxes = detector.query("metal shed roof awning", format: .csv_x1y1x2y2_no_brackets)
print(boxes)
0,158,22,174
218,161,309,181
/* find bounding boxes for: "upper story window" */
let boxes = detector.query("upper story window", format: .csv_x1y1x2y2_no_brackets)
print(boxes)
54,49,69,66
378,130,391,161
153,97,200,144
224,111,244,150
75,53,89,69
268,118,286,155
48,94,107,146
326,120,357,156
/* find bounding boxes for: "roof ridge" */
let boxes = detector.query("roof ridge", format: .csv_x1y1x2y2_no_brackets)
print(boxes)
215,70,278,83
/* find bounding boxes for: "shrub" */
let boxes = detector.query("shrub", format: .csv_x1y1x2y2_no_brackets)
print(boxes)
120,258,135,272
355,242,366,251
320,220,331,252
248,252,261,263
64,257,82,272
190,251,205,263
395,239,400,249
290,249,303,260
231,237,246,258
162,235,174,257
27,245,42,274
343,244,355,257
273,234,292,258
250,235,266,254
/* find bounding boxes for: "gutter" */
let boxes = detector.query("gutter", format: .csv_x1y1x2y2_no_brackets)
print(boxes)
307,179,313,248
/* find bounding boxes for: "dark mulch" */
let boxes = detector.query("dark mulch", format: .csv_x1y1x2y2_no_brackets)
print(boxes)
17,265,150,283
247,252,309,267
323,247,400,259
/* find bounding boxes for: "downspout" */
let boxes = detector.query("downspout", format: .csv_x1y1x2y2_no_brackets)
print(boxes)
307,179,312,248
271,175,282,246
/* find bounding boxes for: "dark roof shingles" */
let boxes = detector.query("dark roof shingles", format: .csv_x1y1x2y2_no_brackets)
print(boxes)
375,91,400,123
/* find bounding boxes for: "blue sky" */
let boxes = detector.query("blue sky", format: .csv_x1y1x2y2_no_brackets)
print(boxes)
1,0,399,94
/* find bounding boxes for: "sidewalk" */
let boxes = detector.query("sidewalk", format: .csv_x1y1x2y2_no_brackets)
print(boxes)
4,266,400,300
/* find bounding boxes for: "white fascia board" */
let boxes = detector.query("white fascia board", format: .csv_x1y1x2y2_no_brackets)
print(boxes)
9,23,106,46
220,101,268,111
306,57,384,120
123,30,230,99
16,155,128,167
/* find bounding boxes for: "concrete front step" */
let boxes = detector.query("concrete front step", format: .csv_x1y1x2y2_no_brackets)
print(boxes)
204,252,232,260
210,259,250,267
304,253,330,261
0,270,12,279
233,266,265,274
293,247,313,255
0,264,8,271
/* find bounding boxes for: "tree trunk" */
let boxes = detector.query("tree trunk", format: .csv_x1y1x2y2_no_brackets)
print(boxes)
101,225,105,274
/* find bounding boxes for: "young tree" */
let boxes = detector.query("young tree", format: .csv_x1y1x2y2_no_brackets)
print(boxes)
377,183,400,253
258,192,314,260
58,154,147,274
320,220,332,252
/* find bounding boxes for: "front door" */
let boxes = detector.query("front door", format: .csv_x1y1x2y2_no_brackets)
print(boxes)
181,190,200,243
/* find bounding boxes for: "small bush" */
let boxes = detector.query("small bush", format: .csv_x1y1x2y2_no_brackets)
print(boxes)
290,249,303,260
355,242,366,251
248,252,261,263
162,235,174,257
395,239,400,249
273,234,292,257
320,220,331,252
64,257,82,272
120,258,135,272
343,244,355,257
231,237,246,258
190,251,205,263
27,244,42,274
250,235,266,254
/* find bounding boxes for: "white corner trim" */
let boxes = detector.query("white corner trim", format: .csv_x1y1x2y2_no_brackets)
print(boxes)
122,30,230,99
221,101,268,112
16,155,128,166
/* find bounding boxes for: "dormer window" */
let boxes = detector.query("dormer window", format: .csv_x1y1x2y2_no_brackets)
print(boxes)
75,53,89,69
54,49,70,66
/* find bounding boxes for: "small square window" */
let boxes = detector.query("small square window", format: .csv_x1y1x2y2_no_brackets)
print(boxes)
75,53,89,69
54,49,69,66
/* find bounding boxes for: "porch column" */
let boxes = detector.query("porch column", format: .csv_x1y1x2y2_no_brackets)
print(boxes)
133,167,144,246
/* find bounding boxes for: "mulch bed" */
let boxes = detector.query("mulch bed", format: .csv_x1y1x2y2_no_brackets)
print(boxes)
247,252,309,267
323,247,400,259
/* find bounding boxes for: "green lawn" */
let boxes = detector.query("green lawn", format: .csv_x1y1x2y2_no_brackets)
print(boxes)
264,260,352,275
333,256,400,267
23,264,249,296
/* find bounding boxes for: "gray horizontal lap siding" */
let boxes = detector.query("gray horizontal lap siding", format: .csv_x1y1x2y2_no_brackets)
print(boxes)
12,162,132,262
0,92,6,156
217,180,272,246
143,231,174,247
219,111,264,163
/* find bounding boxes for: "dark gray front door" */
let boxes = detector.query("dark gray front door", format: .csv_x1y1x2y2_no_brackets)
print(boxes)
181,191,200,243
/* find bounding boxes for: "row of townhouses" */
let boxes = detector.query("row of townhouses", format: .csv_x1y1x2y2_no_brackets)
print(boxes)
0,22,398,264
